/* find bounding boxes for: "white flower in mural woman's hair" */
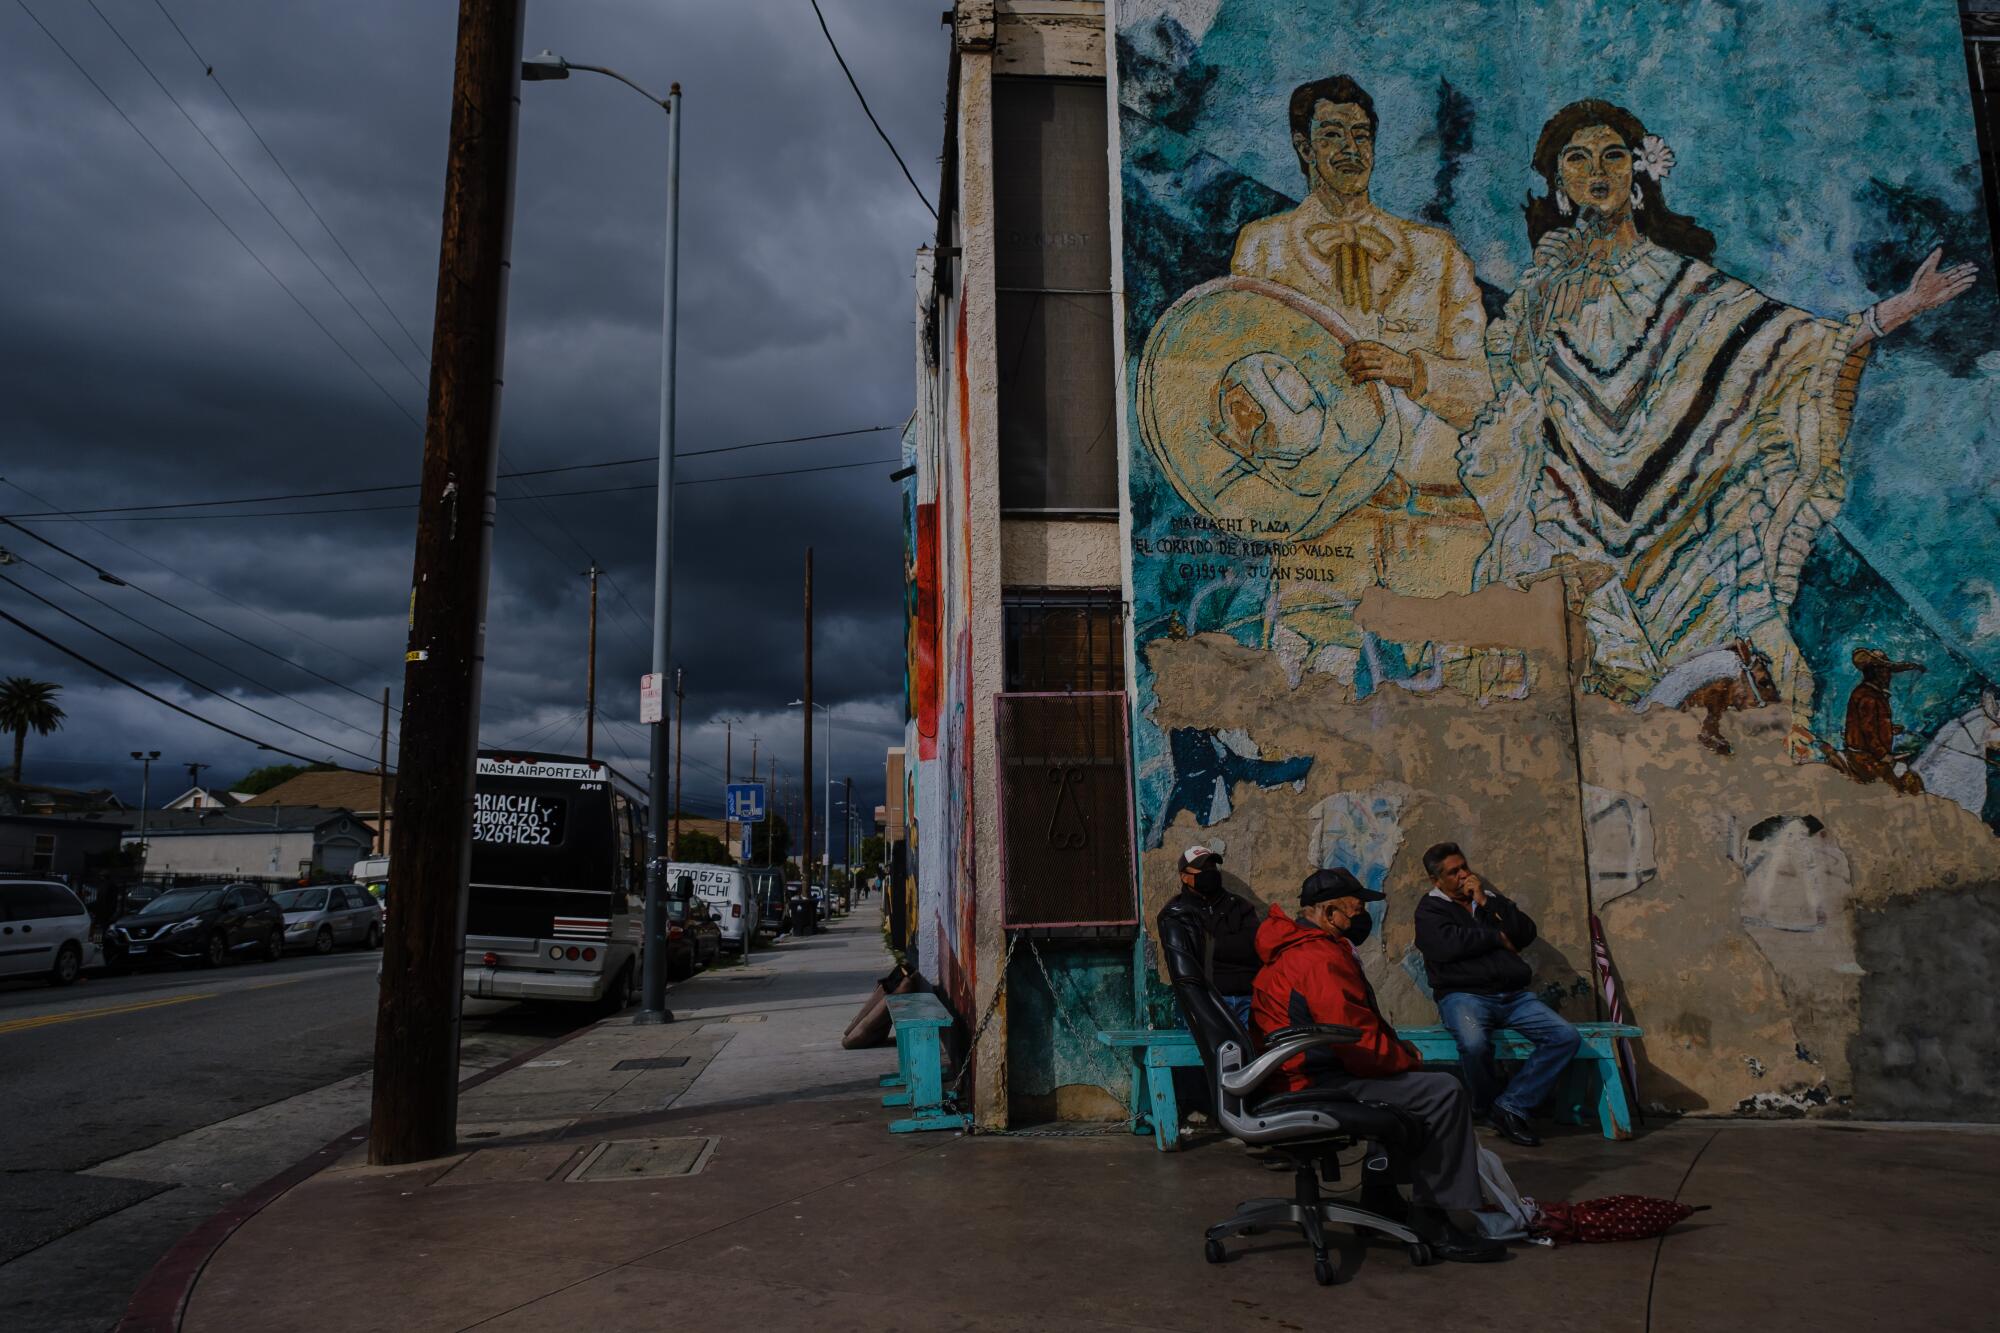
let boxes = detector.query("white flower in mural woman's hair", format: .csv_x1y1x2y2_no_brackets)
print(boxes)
1635,134,1676,180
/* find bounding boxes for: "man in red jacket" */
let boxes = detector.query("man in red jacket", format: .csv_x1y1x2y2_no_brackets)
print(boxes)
1253,868,1499,1262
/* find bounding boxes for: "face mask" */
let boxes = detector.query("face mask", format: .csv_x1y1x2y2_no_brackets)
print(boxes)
1192,865,1222,895
1340,909,1375,947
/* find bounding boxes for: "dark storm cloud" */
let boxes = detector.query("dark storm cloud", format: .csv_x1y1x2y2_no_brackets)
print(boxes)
0,0,943,826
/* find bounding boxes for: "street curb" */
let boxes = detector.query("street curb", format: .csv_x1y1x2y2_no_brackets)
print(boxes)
114,1014,620,1333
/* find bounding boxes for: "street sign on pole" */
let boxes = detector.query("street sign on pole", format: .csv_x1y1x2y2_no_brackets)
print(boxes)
726,782,766,823
639,672,664,724
740,824,754,861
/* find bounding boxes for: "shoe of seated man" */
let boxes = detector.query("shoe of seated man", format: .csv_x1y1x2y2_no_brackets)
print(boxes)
1409,1210,1507,1264
1483,1105,1542,1148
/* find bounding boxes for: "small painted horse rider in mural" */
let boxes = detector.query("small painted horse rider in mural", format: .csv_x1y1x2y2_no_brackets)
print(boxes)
1827,647,1927,792
1457,99,1977,753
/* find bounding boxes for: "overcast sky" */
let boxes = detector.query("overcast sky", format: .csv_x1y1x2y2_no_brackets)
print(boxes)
0,0,946,846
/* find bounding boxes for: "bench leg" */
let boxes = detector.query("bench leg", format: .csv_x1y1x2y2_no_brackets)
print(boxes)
1595,1054,1634,1140
879,1073,905,1088
1145,1061,1180,1152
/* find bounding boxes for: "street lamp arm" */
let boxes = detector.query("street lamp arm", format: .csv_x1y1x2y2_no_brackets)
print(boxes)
567,62,672,111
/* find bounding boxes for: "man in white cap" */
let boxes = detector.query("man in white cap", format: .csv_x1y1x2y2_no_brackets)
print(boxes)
1157,845,1261,1027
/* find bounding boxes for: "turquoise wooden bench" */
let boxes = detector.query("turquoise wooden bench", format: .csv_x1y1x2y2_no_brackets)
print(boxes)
880,992,969,1133
1401,1022,1644,1140
1098,1021,1643,1149
1096,1028,1202,1151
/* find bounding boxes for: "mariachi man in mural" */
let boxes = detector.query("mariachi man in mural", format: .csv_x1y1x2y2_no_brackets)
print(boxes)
1231,75,1494,685
1457,99,1978,753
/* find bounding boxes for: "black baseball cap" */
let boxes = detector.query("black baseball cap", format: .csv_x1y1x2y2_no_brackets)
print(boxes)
1300,867,1384,906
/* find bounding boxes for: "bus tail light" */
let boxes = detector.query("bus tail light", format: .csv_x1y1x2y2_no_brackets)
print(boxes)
565,946,580,960
548,946,561,960
732,903,742,917
582,948,596,961
482,951,499,966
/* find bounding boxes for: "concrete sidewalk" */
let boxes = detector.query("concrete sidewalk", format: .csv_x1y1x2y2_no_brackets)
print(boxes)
171,916,1996,1333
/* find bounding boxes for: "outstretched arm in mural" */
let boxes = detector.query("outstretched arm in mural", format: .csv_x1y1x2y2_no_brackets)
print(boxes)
1853,247,1979,345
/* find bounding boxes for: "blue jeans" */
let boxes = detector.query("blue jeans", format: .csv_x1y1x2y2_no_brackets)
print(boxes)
1435,990,1581,1119
1221,994,1253,1031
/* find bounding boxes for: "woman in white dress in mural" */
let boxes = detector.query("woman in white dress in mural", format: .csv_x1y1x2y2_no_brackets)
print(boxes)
1459,99,1976,753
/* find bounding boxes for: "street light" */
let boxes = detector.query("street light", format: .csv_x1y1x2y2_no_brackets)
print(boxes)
787,700,833,897
130,750,159,876
526,49,681,1026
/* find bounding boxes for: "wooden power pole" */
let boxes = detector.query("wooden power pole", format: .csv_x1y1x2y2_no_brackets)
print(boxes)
801,547,813,927
672,668,685,859
370,0,526,1167
584,562,599,761
377,688,391,854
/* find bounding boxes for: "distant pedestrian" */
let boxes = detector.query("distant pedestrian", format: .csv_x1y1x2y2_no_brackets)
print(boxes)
1413,842,1579,1148
1156,845,1260,1028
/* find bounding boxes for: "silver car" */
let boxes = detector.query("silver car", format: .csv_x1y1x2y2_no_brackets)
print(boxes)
272,884,383,954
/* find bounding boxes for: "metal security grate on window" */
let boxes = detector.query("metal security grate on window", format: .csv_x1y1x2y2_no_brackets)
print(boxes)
1003,590,1125,694
995,691,1136,931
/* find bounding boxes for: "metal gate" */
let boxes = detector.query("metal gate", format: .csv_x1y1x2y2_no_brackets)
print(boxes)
994,691,1136,930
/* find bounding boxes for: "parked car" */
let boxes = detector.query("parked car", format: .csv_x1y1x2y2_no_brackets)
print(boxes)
670,863,755,956
0,879,93,986
272,883,383,954
106,882,285,969
663,894,722,979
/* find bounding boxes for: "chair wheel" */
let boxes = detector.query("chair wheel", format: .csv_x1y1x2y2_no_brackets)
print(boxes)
1406,1241,1434,1267
1204,1239,1227,1265
1313,1255,1337,1287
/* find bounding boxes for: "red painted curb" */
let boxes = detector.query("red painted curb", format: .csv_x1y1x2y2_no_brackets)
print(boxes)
114,1013,623,1333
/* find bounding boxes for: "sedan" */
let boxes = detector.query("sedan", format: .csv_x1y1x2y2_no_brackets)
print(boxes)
272,883,383,954
106,883,285,969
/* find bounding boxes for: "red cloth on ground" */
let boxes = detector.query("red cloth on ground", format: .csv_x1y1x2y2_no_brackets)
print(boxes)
1533,1195,1701,1244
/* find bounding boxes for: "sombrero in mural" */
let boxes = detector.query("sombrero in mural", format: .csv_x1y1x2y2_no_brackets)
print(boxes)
1137,276,1402,544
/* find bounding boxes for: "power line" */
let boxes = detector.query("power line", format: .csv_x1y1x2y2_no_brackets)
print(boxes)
0,605,323,766
1,570,390,770
0,505,398,711
84,0,428,393
4,547,393,750
13,0,425,434
808,0,936,219
1,425,903,520
147,0,432,364
6,457,906,522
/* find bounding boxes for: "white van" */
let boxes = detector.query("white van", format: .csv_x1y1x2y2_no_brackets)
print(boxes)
0,879,93,986
668,862,753,956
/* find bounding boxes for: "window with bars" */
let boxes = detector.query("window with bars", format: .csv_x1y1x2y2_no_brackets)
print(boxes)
1003,590,1125,694
998,590,1133,930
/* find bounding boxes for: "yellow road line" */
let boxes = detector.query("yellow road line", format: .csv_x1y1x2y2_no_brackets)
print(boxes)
0,989,217,1036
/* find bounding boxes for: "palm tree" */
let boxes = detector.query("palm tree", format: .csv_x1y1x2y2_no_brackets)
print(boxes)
0,677,66,782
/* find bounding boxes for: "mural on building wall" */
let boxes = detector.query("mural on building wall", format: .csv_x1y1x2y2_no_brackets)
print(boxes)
1116,0,2000,1117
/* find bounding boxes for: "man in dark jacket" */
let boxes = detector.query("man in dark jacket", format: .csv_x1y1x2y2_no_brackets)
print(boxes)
1156,845,1260,1027
1413,842,1579,1147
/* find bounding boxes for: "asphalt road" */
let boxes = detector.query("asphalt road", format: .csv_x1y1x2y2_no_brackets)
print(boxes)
0,947,588,1332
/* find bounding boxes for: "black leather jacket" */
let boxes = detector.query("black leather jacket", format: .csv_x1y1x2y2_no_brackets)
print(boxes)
1157,887,1261,996
1413,889,1537,997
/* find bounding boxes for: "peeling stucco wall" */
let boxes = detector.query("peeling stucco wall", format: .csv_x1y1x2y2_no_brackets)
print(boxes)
1112,0,1999,1120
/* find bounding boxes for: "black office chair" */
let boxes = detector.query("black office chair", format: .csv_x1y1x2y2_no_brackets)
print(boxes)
1156,913,1433,1286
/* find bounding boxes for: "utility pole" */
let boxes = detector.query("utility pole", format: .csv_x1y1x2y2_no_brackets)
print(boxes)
635,77,685,1029
130,751,159,876
800,548,814,934
766,756,776,868
843,774,852,894
370,0,526,1167
672,668,685,860
377,688,391,854
183,761,208,795
584,562,600,761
